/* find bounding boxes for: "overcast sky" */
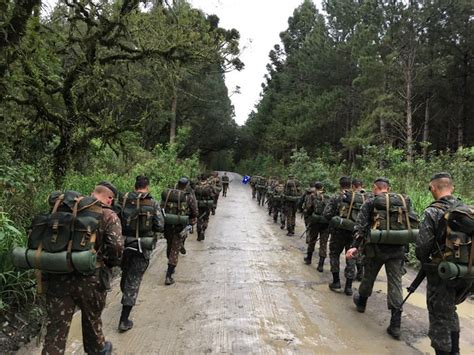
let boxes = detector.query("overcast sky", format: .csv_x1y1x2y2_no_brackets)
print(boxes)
42,0,323,125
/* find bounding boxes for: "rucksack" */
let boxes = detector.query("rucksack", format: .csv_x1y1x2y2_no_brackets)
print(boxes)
194,182,213,200
13,191,103,276
372,193,419,231
338,191,367,222
285,179,301,197
161,188,190,225
313,191,327,216
119,192,155,238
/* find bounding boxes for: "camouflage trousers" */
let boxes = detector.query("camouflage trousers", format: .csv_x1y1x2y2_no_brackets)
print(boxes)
251,185,256,198
42,271,107,355
329,229,355,279
197,207,211,237
120,249,149,307
274,203,285,226
257,189,265,205
306,223,329,258
285,202,297,233
164,225,185,266
222,184,229,196
426,270,472,352
358,253,404,310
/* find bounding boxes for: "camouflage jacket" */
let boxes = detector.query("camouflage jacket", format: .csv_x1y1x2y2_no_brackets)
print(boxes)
415,195,459,264
98,206,124,267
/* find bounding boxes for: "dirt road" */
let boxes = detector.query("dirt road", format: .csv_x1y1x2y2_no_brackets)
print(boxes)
20,173,474,354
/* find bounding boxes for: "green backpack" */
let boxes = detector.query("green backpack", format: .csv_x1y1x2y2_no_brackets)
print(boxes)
194,182,214,208
161,189,190,225
372,193,419,231
119,192,155,238
432,200,474,280
13,191,102,277
339,191,367,222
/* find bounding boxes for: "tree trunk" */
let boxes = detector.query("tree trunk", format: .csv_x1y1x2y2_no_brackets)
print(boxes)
422,96,430,159
170,85,177,144
53,128,73,189
405,64,414,162
457,52,469,150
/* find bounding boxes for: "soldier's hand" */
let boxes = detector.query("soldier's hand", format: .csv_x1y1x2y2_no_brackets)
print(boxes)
346,248,358,260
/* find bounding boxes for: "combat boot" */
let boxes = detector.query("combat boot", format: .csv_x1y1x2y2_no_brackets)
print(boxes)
317,257,325,272
344,279,353,296
118,306,133,332
99,341,113,355
197,232,205,241
353,292,368,313
303,251,312,265
165,264,175,285
180,246,187,255
329,272,341,290
434,351,449,355
450,331,460,355
386,309,401,339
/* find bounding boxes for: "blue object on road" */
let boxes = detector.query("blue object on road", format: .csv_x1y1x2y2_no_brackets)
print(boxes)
242,175,250,184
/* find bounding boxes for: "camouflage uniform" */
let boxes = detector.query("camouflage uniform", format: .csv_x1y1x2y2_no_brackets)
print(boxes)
164,193,198,267
43,207,123,355
416,195,473,353
256,179,267,206
221,175,230,197
353,194,408,309
303,189,329,261
210,175,222,214
284,177,300,235
323,190,356,281
250,177,257,199
120,194,163,307
272,183,285,227
195,179,215,241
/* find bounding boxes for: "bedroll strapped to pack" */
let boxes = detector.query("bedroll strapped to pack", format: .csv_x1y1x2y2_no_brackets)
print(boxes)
120,192,155,238
124,236,157,251
368,229,419,245
12,191,103,278
330,216,356,231
198,200,214,208
308,214,329,225
161,189,190,225
434,201,474,279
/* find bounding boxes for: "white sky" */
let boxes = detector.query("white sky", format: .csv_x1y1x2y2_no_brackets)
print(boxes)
41,0,323,125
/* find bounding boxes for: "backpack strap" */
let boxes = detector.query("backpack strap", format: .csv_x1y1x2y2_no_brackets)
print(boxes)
347,191,356,220
67,197,83,273
177,190,182,216
136,193,141,240
385,193,390,233
34,241,44,294
121,192,129,219
164,190,172,214
52,194,65,213
398,194,411,231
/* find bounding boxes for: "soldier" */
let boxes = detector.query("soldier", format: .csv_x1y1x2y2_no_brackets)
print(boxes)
118,176,164,332
250,176,257,199
266,177,276,215
194,173,215,241
210,172,222,215
284,174,301,236
347,177,415,339
221,172,230,197
256,176,267,206
352,178,370,281
323,176,356,295
43,183,123,355
162,177,198,285
272,179,286,228
415,173,473,355
303,181,329,272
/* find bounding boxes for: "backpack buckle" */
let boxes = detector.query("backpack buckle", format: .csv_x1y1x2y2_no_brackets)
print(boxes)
51,221,59,243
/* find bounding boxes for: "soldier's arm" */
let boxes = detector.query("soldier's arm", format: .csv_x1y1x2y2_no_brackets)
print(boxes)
102,210,124,267
152,200,165,233
352,199,374,248
415,207,440,263
323,195,338,220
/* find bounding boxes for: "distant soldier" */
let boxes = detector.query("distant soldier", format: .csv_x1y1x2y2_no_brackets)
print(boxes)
250,176,257,199
210,172,222,215
161,177,198,285
352,178,371,281
416,173,473,354
43,183,123,355
272,179,286,228
323,176,356,295
266,177,277,215
194,174,215,241
221,172,230,197
347,177,418,339
256,176,267,206
117,176,164,332
302,181,329,272
284,174,301,236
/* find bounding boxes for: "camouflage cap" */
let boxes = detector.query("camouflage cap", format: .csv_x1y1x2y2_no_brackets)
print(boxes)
178,177,189,186
314,181,324,189
430,172,452,181
98,181,118,197
374,177,390,185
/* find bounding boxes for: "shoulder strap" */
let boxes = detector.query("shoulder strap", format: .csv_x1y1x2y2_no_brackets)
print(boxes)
347,191,356,219
52,194,65,213
385,193,390,233
398,194,411,230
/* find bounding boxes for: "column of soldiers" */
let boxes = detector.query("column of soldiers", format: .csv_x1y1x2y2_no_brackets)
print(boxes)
38,172,227,354
250,172,472,355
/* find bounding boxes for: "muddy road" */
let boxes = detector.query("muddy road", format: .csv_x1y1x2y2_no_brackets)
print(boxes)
20,173,473,354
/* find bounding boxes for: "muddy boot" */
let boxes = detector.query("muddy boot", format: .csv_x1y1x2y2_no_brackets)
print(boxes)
450,331,460,355
344,279,353,296
353,292,368,313
118,305,133,332
317,257,325,272
356,264,364,281
329,272,341,290
99,341,113,355
197,231,204,241
386,309,401,339
165,264,175,285
435,351,449,355
180,246,186,255
280,223,285,230
304,252,313,265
